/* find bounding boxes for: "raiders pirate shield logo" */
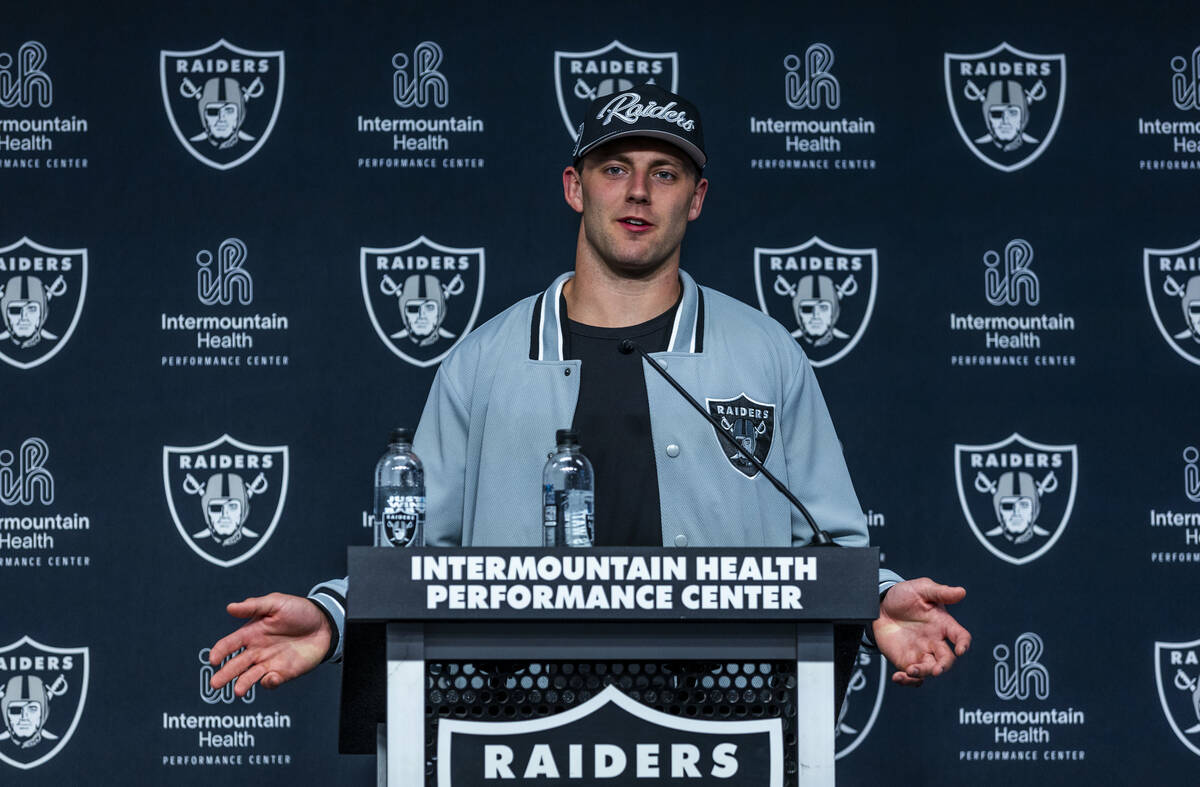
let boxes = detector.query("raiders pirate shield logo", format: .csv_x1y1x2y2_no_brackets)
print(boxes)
706,394,776,479
438,685,783,786
0,238,87,371
954,433,1077,565
361,237,485,368
160,39,284,170
0,636,88,770
1144,238,1200,366
554,40,678,139
944,42,1066,172
1155,637,1200,758
162,434,289,568
836,648,886,759
754,237,877,367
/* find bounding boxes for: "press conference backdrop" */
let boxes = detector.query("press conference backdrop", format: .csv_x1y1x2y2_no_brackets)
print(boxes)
2,0,1198,783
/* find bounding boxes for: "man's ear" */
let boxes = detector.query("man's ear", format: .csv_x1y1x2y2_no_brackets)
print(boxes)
687,176,709,222
563,165,584,214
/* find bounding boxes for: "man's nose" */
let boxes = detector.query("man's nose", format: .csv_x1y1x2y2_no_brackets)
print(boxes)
625,171,651,203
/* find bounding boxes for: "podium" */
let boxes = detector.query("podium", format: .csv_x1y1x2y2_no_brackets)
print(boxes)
340,546,879,787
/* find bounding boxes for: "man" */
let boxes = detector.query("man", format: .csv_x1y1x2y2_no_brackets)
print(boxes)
208,84,969,698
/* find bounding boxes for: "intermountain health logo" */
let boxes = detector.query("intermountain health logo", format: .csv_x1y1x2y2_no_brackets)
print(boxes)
162,434,289,567
954,433,1078,565
1145,237,1200,365
753,237,877,366
944,43,1066,172
0,436,91,569
438,685,782,785
161,645,293,769
0,636,88,770
0,40,89,170
356,41,487,171
948,238,1078,368
360,237,484,367
1146,445,1200,566
0,238,87,370
159,237,290,369
554,41,677,139
160,40,284,170
1137,46,1200,171
1156,637,1200,758
956,631,1087,763
748,44,880,172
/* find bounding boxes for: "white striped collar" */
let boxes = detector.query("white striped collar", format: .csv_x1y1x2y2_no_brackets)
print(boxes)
530,270,704,361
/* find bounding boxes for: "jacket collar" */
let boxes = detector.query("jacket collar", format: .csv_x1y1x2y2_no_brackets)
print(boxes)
529,270,704,361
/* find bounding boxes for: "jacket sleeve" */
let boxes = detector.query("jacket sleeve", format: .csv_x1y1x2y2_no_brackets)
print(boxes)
780,341,903,593
414,363,471,547
307,577,347,663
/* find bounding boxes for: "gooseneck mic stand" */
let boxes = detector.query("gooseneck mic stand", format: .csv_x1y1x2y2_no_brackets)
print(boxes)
618,339,836,547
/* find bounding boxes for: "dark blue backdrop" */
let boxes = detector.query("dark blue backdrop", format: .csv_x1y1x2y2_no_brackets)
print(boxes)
2,0,1199,784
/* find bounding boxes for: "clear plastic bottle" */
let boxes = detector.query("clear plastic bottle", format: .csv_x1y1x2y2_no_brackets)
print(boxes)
374,428,425,547
542,429,594,547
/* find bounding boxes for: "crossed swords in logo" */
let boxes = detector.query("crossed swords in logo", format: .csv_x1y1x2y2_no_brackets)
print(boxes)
181,472,267,540
773,273,857,339
0,674,67,742
572,76,658,101
963,78,1046,144
1173,669,1200,733
718,415,766,461
0,275,66,342
1163,275,1199,339
179,76,264,142
973,469,1056,538
380,272,464,340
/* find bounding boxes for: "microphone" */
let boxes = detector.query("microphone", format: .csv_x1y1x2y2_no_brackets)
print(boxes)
619,339,836,546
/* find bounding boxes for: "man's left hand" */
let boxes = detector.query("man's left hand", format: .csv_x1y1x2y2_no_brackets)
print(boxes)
872,578,970,687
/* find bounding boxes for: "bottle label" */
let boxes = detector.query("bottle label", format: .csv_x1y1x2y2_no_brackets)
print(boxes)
557,489,594,547
542,484,557,547
380,492,425,547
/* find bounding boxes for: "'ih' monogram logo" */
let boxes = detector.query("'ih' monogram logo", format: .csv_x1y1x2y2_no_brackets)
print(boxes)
1172,47,1200,110
196,238,252,306
0,438,53,506
0,41,51,108
984,239,1040,307
393,42,448,108
785,44,839,109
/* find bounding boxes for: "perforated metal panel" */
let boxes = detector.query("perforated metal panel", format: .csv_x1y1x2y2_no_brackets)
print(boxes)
425,661,798,785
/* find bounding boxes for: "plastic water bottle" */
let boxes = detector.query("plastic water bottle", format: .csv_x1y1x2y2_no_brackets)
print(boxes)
374,428,425,547
542,429,594,547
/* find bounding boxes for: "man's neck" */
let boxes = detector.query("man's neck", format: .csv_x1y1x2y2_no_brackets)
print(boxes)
565,246,681,328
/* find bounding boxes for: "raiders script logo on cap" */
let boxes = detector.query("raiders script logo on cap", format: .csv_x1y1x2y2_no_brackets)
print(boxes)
572,83,706,169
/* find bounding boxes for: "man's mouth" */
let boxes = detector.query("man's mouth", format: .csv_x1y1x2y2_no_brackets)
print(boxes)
618,217,654,232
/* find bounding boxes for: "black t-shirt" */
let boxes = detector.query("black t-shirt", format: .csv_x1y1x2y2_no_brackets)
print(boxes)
563,294,679,547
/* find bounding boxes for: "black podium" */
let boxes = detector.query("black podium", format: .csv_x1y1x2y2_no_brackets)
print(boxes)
341,547,879,787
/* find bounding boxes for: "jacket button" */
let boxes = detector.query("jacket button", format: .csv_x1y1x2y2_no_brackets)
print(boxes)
674,534,688,547
665,444,680,457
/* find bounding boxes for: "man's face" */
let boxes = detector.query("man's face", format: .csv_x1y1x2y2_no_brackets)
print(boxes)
206,497,244,536
204,101,240,140
1188,299,1200,337
564,138,707,277
998,495,1035,536
798,298,834,336
6,300,42,338
6,700,42,738
404,298,441,338
988,103,1023,142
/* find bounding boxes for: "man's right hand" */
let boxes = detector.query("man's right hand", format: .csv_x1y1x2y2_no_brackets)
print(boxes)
208,593,332,696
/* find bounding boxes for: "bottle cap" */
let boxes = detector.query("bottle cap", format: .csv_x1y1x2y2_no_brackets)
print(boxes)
390,427,414,445
555,429,580,446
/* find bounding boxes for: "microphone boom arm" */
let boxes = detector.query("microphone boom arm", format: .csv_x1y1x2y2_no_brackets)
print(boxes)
619,339,836,547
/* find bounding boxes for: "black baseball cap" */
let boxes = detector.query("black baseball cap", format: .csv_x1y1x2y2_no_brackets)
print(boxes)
572,83,706,169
